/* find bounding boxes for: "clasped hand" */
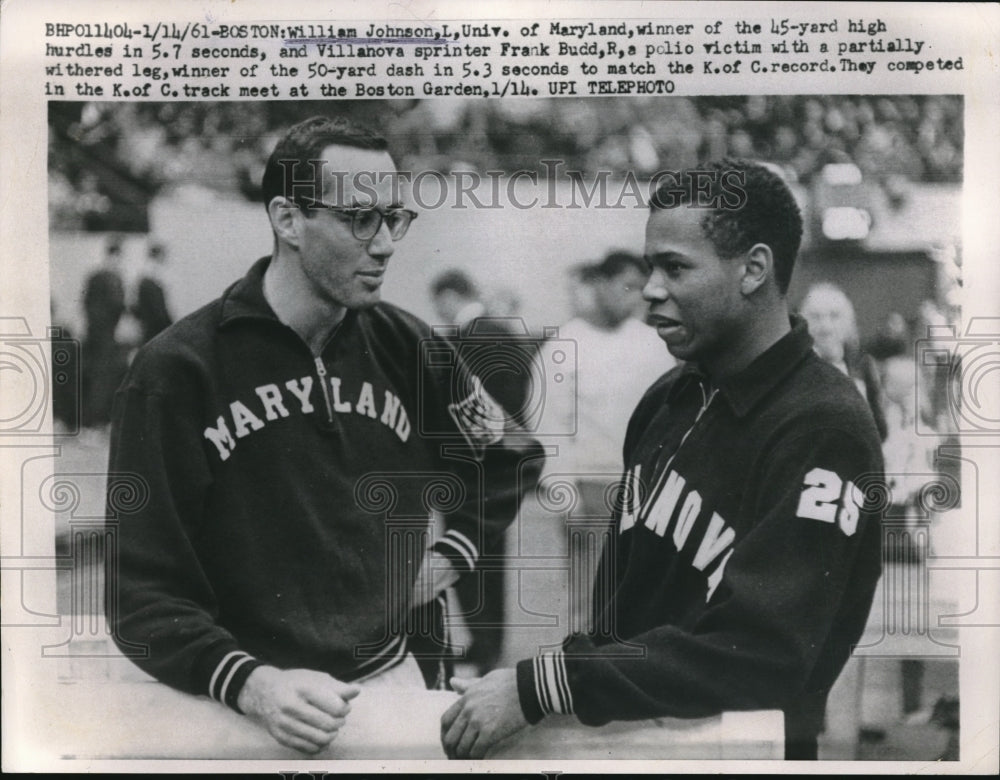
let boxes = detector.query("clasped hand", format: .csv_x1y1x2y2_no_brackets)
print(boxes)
237,666,360,754
440,669,529,759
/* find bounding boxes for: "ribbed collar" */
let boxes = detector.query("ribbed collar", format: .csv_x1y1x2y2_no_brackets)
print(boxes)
668,316,814,418
218,256,280,327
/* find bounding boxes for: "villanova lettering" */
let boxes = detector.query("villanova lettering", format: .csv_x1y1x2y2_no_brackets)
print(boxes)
204,374,411,460
619,464,734,602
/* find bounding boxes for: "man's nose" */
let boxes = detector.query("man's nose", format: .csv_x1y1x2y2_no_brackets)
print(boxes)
367,220,395,259
642,269,668,302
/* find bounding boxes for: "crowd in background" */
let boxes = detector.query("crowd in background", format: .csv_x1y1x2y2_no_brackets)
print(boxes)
49,96,963,231
51,237,174,432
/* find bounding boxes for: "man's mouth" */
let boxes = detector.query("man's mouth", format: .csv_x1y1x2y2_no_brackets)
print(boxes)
357,270,385,285
646,312,683,336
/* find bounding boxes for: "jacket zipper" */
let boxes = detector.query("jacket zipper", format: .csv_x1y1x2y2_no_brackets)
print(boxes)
640,381,718,522
310,318,348,425
314,356,335,423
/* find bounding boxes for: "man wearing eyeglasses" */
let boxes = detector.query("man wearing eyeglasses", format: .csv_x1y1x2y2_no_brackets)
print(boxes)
107,116,542,754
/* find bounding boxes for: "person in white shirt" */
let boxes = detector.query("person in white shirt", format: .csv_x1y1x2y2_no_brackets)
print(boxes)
545,252,676,631
554,252,676,481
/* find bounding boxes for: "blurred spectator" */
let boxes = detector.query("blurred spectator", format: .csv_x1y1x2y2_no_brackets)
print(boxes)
430,269,536,428
77,171,113,230
102,237,124,272
484,286,523,319
867,311,912,363
881,348,945,727
564,262,600,324
544,252,674,632
79,266,129,429
591,250,655,323
50,301,79,433
914,299,963,508
551,252,673,481
131,242,174,346
431,269,482,329
428,268,535,676
881,355,941,549
800,282,888,441
916,299,954,432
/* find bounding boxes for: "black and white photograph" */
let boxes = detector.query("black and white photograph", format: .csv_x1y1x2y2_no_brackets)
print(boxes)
2,0,998,774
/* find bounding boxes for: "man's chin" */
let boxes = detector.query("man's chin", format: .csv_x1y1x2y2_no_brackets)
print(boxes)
654,327,686,351
350,290,382,310
661,337,695,362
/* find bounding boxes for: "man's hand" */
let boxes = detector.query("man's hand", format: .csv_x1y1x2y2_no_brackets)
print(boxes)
236,665,360,754
410,549,460,608
440,669,529,759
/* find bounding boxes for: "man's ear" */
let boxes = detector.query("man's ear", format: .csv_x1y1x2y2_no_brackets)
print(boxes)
740,243,773,296
268,196,301,248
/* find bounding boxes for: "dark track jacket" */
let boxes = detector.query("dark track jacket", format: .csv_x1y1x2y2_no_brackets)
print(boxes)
108,257,543,711
516,318,884,759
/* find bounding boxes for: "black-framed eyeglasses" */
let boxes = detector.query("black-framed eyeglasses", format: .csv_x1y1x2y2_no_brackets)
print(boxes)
296,197,418,241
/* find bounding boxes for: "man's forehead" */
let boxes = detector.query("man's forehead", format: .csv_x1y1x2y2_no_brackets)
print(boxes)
318,144,397,202
318,143,394,169
647,203,704,227
645,205,706,245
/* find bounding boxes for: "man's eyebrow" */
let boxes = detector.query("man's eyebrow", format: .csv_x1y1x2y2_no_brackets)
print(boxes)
644,251,687,264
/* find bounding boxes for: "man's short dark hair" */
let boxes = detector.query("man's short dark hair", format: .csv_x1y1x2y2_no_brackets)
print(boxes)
594,251,646,279
649,159,803,294
260,116,390,210
431,269,478,299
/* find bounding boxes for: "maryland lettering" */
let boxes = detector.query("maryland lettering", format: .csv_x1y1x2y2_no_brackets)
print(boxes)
204,375,411,460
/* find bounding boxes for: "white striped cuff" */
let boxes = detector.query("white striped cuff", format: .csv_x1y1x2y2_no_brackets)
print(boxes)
208,650,256,705
533,650,574,716
438,528,479,571
354,635,408,683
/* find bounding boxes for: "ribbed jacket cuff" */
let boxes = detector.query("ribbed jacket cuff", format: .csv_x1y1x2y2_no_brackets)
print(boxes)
516,658,546,724
194,644,264,713
516,650,574,723
432,528,479,572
